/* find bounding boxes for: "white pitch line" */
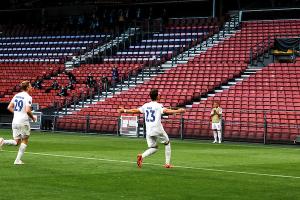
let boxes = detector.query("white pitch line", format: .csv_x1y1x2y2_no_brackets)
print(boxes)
3,150,300,180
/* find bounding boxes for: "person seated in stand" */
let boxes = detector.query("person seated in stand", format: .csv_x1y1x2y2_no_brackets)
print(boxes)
58,86,68,97
45,80,60,93
112,66,119,86
43,72,52,80
52,80,59,90
86,73,96,88
65,71,77,84
33,78,43,89
66,80,74,90
93,79,101,93
101,75,109,93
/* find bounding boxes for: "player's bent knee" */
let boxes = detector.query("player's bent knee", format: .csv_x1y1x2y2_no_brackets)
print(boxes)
164,141,170,145
15,140,21,146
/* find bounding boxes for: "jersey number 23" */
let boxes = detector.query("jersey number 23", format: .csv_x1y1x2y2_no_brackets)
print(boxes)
146,110,155,122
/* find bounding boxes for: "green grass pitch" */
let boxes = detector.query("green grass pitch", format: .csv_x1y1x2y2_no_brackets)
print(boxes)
0,129,300,200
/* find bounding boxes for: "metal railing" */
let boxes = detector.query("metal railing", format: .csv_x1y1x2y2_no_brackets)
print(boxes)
1,108,299,144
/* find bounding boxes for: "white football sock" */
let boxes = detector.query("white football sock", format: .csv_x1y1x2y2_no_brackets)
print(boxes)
4,140,17,146
213,131,218,141
15,143,27,162
165,143,171,164
217,131,222,142
142,148,158,158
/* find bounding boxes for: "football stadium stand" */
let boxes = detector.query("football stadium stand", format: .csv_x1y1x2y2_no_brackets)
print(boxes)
56,18,300,143
0,9,300,144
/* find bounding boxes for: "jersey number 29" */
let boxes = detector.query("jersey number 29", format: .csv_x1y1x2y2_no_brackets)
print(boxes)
14,99,24,112
146,110,155,122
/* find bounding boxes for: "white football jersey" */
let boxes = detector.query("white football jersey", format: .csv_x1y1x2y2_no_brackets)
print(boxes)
10,91,32,125
139,101,166,136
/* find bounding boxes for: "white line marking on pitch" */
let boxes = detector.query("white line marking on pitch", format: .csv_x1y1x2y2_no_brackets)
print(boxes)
3,150,300,180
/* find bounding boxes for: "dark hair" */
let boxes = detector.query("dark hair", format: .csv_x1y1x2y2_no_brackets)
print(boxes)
213,101,220,106
20,81,31,91
150,89,159,101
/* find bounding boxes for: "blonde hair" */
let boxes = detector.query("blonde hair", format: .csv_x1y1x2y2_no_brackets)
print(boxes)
20,81,31,91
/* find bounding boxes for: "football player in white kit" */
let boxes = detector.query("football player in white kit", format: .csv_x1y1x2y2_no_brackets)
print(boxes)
118,89,185,168
211,101,222,143
0,81,36,165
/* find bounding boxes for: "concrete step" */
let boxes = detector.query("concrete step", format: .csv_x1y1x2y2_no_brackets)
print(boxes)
70,101,86,106
244,71,257,74
227,82,237,85
241,75,251,78
66,108,81,111
161,63,173,67
136,76,151,80
215,89,223,93
221,85,231,89
174,60,188,64
179,57,191,61
235,78,244,81
248,67,263,70
62,106,86,111
58,111,73,115
70,104,80,108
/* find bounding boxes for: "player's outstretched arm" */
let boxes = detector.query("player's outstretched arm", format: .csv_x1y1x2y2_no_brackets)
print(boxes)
163,108,185,115
118,108,141,114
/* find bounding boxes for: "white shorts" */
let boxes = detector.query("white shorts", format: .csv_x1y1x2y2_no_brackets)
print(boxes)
146,132,169,148
12,124,31,140
212,122,222,131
